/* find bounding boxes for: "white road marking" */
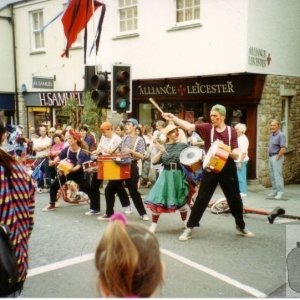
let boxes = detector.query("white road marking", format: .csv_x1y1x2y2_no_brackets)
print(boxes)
27,253,94,277
27,248,267,298
160,248,267,298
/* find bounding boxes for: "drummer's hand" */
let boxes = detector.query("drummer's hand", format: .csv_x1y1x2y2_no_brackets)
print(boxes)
162,113,175,121
218,141,225,147
49,160,55,166
156,144,166,153
124,147,132,154
57,170,64,176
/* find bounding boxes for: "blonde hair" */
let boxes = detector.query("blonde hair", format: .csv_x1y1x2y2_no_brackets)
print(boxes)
235,123,247,134
95,219,163,298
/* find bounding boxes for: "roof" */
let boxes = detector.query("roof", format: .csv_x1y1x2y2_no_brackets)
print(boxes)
0,0,24,10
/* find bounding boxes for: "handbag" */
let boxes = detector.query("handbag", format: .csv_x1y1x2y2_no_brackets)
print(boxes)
0,224,19,296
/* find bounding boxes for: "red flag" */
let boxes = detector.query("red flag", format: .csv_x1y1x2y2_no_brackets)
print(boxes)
61,0,102,58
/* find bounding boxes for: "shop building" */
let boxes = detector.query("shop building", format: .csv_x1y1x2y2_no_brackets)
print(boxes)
2,0,300,185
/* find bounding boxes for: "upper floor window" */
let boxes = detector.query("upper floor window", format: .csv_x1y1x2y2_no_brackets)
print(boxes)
118,0,137,32
176,0,200,23
30,10,45,51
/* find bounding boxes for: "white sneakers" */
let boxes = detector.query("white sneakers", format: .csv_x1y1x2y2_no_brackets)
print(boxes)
178,226,255,241
142,214,150,221
267,192,283,199
149,223,157,233
124,206,132,214
179,228,192,241
236,226,255,237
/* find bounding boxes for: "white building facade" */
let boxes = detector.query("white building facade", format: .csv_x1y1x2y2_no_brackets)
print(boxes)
1,0,300,185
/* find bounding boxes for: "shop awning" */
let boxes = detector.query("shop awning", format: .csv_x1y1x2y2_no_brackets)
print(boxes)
0,94,15,110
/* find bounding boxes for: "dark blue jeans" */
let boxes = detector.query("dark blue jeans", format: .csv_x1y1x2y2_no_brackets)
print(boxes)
36,157,51,188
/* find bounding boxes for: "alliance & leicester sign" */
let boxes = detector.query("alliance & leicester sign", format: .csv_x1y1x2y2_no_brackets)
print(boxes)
133,74,257,101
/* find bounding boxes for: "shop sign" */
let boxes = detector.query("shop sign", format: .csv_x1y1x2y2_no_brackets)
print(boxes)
32,77,54,89
39,92,83,106
248,46,271,67
24,91,84,107
133,74,255,100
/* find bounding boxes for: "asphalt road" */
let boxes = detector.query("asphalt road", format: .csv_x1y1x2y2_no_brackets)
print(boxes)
22,187,300,298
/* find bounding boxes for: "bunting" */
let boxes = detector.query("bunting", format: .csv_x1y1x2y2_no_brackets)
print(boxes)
61,0,106,63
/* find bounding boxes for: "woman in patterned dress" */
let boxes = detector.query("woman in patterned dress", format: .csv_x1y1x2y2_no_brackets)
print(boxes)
0,121,35,297
144,124,190,233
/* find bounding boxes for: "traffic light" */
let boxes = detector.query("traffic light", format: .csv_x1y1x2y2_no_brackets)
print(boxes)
91,71,109,108
111,64,132,113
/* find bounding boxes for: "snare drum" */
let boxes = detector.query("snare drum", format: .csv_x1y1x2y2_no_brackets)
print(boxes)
57,159,74,176
82,160,97,173
97,154,131,180
179,146,204,173
203,140,231,173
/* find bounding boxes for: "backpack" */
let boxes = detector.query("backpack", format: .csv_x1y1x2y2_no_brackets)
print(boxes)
0,224,19,296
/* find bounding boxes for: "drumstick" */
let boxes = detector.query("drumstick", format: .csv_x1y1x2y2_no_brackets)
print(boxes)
81,148,95,155
148,98,164,114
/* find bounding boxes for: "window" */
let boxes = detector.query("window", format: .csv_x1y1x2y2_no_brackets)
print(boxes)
31,10,45,51
118,0,137,32
176,0,200,23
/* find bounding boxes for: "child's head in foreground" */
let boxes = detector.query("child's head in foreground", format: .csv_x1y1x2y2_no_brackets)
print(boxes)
95,213,164,298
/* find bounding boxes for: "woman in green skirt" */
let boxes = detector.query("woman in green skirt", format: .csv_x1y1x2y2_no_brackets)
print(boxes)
144,124,190,233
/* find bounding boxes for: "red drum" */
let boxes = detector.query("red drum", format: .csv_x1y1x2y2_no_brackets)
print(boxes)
179,146,204,173
82,160,97,173
57,159,74,176
25,156,37,168
203,140,231,173
25,156,37,175
97,154,131,180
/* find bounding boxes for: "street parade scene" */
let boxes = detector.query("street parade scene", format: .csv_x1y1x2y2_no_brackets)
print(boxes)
0,0,300,298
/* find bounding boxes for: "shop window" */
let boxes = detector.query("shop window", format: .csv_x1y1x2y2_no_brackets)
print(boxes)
30,10,45,51
118,0,138,33
281,97,290,147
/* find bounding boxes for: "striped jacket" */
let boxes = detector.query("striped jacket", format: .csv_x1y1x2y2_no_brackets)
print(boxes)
0,160,35,284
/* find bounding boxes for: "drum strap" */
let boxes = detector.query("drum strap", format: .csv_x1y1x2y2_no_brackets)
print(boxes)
123,135,139,152
66,147,80,162
210,126,231,147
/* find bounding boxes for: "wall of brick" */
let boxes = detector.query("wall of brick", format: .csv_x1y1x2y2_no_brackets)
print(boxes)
257,75,300,187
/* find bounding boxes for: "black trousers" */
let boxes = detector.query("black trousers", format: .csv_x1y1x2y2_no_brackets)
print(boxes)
105,180,130,216
50,170,89,204
123,161,147,216
105,161,147,217
87,172,102,211
187,158,245,229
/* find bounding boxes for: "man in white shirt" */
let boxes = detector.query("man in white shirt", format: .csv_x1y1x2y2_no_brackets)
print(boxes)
32,126,52,192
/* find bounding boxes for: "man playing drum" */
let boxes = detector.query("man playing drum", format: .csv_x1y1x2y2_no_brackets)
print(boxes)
163,104,255,241
87,121,131,217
